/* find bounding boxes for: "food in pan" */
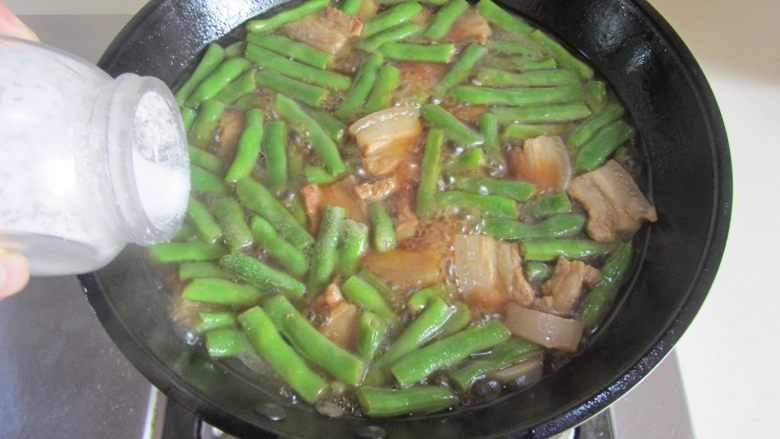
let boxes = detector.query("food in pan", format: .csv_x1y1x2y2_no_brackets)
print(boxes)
152,0,657,417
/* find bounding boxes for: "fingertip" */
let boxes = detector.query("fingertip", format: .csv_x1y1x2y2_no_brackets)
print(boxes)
0,252,31,299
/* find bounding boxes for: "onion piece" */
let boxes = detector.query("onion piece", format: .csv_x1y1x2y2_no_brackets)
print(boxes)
504,303,583,353
349,106,423,177
445,8,492,44
489,353,544,387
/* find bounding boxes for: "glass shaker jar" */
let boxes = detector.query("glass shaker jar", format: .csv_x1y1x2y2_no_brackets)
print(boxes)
0,36,190,275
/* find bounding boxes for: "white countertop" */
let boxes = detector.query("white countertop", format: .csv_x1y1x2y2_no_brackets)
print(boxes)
8,0,778,437
648,0,780,437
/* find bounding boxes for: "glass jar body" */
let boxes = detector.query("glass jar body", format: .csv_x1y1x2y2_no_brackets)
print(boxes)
0,37,189,275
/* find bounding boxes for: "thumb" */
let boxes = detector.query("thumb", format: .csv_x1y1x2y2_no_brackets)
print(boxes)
0,252,31,299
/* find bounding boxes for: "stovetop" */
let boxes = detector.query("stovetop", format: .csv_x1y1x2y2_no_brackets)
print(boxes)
0,14,694,439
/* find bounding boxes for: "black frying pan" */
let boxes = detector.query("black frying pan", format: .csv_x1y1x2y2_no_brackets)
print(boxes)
80,0,731,437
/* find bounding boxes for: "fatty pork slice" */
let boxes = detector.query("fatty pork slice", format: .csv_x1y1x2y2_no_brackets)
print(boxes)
538,258,602,316
568,160,658,243
349,106,423,177
301,176,367,233
445,8,492,44
396,61,450,101
510,135,572,193
453,234,534,313
283,7,362,54
316,283,359,349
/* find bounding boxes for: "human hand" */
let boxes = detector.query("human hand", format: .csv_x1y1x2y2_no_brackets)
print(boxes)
0,0,39,41
0,0,36,298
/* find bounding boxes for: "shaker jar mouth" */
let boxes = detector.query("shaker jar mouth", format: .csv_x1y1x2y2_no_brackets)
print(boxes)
103,73,190,245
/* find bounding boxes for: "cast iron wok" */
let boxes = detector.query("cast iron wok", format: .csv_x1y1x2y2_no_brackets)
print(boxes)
80,0,731,437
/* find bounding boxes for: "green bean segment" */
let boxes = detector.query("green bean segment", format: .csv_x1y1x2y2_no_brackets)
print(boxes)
182,278,262,305
176,43,225,106
358,386,456,417
191,165,227,194
343,275,399,326
476,0,534,35
150,242,227,262
220,252,306,298
421,104,483,147
486,40,544,58
254,70,330,107
433,43,487,96
357,312,387,361
390,320,511,387
236,177,315,248
450,85,584,107
246,0,329,32
529,29,594,80
357,23,422,52
180,262,231,281
335,53,384,121
423,0,469,40
309,205,346,293
504,123,569,141
187,58,251,107
251,216,309,277
239,306,328,403
521,239,615,261
275,94,346,176
363,2,423,36
196,312,238,333
525,261,553,282
491,103,592,124
416,129,444,216
454,177,536,202
567,102,625,150
338,219,370,277
437,302,472,338
448,338,540,390
246,44,351,91
188,146,223,174
523,192,572,217
263,295,366,385
573,120,634,171
365,65,401,114
191,99,226,148
407,285,446,313
262,121,288,192
225,108,264,184
577,242,633,327
215,71,256,105
435,191,518,218
380,42,456,63
478,113,501,158
483,214,586,240
370,202,397,252
246,33,331,69
477,68,580,87
205,328,252,358
187,197,223,244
